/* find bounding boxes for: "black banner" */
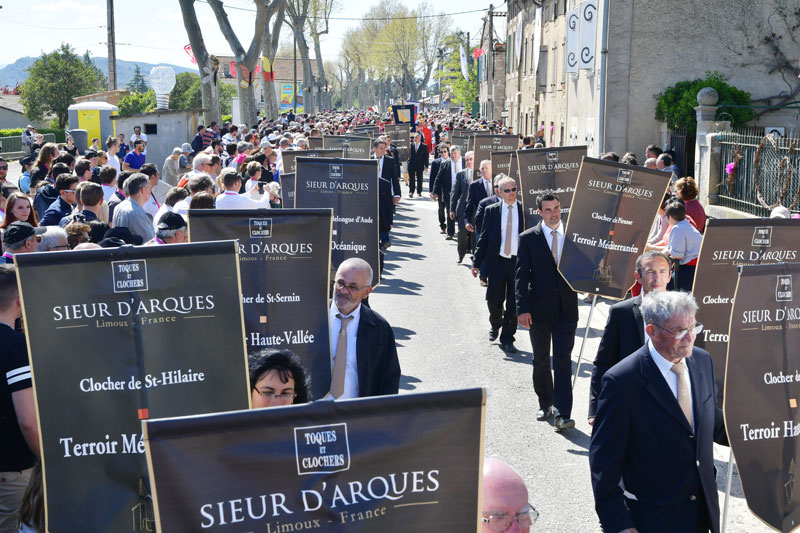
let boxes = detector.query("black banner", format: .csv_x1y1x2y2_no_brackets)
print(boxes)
309,137,323,149
188,209,333,400
449,134,473,157
517,146,584,228
144,389,486,532
15,242,250,532
294,157,381,284
282,149,343,175
281,172,296,208
472,134,518,172
693,219,800,404
383,124,412,161
391,104,416,129
725,262,800,532
353,125,380,135
560,157,670,300
323,135,372,159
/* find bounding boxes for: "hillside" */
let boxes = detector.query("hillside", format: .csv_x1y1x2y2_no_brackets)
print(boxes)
0,56,196,89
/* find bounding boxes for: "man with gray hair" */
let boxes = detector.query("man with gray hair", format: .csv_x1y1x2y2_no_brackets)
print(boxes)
111,173,154,243
328,257,400,399
36,226,69,252
432,145,462,239
590,291,727,533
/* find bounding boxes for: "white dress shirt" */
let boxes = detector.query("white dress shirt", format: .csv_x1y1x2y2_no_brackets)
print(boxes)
542,221,565,263
498,201,520,258
215,191,271,209
102,184,116,203
328,301,361,400
450,158,462,190
648,339,694,428
152,204,172,233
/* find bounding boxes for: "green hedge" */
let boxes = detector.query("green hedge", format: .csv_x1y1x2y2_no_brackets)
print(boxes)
0,128,66,143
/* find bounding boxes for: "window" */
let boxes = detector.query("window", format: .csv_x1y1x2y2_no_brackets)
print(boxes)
552,0,558,21
144,124,157,135
523,38,528,75
537,48,548,92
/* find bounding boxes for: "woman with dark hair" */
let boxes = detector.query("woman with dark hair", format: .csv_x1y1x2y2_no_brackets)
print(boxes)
17,462,43,532
249,349,310,408
189,192,215,210
1,193,37,228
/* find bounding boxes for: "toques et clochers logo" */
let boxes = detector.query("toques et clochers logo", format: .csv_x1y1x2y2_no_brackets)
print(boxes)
112,260,149,293
329,164,343,180
776,275,793,302
752,227,773,247
546,151,559,163
294,423,351,476
249,218,273,239
616,169,633,184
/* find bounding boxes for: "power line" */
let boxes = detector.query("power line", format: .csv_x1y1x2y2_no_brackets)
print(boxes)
195,0,487,20
0,17,104,30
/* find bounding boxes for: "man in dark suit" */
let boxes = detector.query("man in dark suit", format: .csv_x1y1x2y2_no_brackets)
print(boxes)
474,179,500,236
329,258,401,399
429,145,448,233
588,251,672,423
516,191,578,431
590,291,727,533
472,175,524,353
465,159,493,234
407,132,428,198
432,145,463,240
450,150,474,263
373,138,399,250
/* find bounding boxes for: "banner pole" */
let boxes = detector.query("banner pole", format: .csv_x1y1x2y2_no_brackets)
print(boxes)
572,294,597,389
721,449,734,533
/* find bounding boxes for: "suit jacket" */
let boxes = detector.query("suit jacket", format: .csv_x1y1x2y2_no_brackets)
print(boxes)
474,194,500,235
429,157,444,193
388,145,402,181
465,178,491,225
408,142,429,172
472,201,524,279
356,304,401,397
590,346,728,533
588,295,645,418
515,222,578,324
432,159,461,199
373,155,396,232
450,168,472,229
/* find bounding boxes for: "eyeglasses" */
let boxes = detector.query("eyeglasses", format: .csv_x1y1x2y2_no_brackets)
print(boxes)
254,389,296,401
502,187,517,193
482,505,539,531
0,166,8,170
334,279,369,292
653,322,703,340
63,189,76,194
52,245,70,250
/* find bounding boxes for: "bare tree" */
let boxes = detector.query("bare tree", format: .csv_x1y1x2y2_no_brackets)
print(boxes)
286,0,317,113
178,0,221,124
261,2,287,120
208,0,284,124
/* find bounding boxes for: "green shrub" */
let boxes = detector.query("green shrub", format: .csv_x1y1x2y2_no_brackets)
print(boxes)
654,71,754,133
222,114,232,124
0,127,65,142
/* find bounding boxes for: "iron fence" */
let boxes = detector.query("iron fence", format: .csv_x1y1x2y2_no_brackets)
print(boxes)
717,130,800,217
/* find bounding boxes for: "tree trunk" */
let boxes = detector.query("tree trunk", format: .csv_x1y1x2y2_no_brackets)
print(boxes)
178,0,221,124
311,33,330,110
293,27,316,114
208,0,276,126
261,1,285,121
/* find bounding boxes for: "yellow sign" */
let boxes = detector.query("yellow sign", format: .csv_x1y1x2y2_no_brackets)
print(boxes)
77,109,101,147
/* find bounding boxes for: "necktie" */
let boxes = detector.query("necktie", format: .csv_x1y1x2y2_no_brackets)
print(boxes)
550,230,559,263
670,362,693,429
485,179,490,196
504,204,513,256
330,314,354,398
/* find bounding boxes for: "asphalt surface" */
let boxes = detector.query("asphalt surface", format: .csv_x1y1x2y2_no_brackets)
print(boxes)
369,178,767,532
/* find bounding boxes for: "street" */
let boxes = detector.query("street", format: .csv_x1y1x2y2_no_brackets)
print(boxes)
369,180,767,532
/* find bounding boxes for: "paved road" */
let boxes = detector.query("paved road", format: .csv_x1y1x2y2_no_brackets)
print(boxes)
369,182,766,532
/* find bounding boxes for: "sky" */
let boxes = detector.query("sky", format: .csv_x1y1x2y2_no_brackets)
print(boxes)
0,0,503,70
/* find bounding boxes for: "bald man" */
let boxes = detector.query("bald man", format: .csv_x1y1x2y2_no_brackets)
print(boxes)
482,458,538,532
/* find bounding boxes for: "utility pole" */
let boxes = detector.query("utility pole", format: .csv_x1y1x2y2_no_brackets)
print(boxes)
437,48,443,110
107,0,117,90
292,33,297,114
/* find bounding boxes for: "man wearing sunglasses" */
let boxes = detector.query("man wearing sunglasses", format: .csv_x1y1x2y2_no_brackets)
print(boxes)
590,291,727,533
472,175,524,354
